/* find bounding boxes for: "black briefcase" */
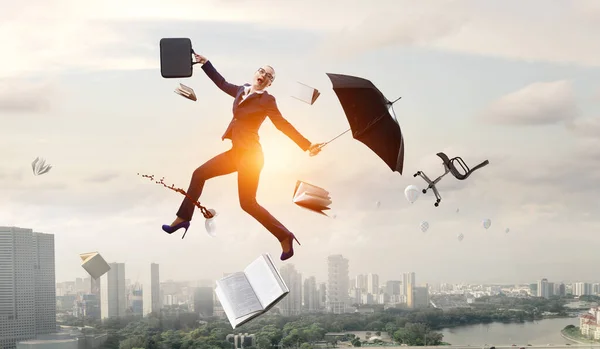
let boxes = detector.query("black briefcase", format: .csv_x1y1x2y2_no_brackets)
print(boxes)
160,38,194,78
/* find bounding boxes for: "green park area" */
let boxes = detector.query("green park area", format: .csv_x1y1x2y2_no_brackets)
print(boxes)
59,294,572,349
561,325,600,344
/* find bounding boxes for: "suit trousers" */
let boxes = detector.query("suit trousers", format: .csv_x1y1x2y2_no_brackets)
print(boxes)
176,146,292,242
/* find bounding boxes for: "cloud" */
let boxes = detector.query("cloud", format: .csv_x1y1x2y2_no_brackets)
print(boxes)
565,116,600,138
85,172,120,183
4,0,600,80
0,79,55,113
0,1,156,78
479,80,579,125
316,1,469,57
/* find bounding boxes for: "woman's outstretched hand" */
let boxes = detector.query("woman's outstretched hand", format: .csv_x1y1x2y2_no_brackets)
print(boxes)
308,143,324,157
194,53,207,64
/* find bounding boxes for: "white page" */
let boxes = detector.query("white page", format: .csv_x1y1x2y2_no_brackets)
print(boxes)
296,181,329,198
244,254,287,308
215,286,238,328
216,272,263,319
294,192,332,207
264,254,289,293
291,82,319,105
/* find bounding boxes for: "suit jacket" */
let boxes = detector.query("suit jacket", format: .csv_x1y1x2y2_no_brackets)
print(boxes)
201,61,312,151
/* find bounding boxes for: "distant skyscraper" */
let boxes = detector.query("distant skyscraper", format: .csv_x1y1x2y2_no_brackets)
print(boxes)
102,263,126,318
303,276,319,312
0,226,57,349
403,272,415,307
412,285,430,308
280,264,302,315
386,280,401,296
355,274,367,292
194,287,214,317
327,254,349,314
151,263,161,313
318,282,327,308
367,273,379,295
537,278,549,299
573,282,593,296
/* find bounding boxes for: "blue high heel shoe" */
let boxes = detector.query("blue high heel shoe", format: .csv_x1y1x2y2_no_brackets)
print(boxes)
162,221,191,239
280,233,301,261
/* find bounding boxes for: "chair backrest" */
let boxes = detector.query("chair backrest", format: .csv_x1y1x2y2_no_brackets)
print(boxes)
436,152,469,180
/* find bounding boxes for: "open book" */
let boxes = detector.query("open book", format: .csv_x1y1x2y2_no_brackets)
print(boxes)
215,253,289,329
291,81,320,105
174,83,197,101
293,180,332,216
80,252,111,280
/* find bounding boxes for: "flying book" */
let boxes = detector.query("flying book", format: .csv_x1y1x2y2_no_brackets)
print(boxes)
215,253,289,329
291,81,320,105
174,83,197,101
80,252,111,280
292,180,332,216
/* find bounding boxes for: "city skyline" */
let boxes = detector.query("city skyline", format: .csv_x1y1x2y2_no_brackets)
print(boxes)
2,0,600,286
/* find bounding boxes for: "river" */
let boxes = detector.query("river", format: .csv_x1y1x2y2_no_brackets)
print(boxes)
439,317,580,345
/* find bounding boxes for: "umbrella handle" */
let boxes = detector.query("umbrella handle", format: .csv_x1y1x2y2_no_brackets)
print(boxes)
320,128,351,148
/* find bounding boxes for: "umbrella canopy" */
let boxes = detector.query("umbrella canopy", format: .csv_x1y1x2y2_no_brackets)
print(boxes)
326,73,405,174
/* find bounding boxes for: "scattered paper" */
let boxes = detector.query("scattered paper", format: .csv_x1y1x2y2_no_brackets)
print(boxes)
291,82,320,105
175,83,197,101
292,180,332,216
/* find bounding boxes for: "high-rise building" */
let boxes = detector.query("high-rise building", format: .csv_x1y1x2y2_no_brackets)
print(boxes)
573,282,593,296
0,226,57,349
412,285,430,308
326,255,349,314
403,272,415,307
537,278,549,299
367,273,379,295
279,264,302,316
355,274,367,292
101,263,126,318
194,287,214,317
303,276,319,312
385,280,401,296
128,283,143,315
151,263,161,313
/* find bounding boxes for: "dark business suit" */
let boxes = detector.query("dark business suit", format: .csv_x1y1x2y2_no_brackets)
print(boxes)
176,61,312,242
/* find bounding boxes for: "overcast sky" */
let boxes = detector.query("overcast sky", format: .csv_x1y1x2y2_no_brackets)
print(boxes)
2,0,600,288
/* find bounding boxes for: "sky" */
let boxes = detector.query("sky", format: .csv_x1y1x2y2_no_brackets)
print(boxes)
2,0,600,288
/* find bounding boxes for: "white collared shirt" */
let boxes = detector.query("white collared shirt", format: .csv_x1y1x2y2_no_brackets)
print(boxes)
240,85,264,104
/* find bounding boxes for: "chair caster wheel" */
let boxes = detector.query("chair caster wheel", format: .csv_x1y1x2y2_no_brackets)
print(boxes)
434,202,439,207
422,189,427,194
413,174,417,177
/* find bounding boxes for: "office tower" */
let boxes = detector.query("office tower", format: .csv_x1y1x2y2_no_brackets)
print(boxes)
367,273,379,295
318,282,327,308
326,255,349,314
151,263,161,313
355,274,367,292
0,226,57,349
280,264,302,315
537,278,549,299
101,263,126,318
303,276,319,312
386,280,401,296
129,283,143,315
573,282,593,296
403,272,415,307
413,285,430,308
194,287,214,316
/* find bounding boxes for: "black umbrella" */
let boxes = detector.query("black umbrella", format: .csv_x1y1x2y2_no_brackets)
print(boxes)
321,73,404,174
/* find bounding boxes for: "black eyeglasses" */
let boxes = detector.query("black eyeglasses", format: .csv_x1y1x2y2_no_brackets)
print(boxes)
257,68,274,81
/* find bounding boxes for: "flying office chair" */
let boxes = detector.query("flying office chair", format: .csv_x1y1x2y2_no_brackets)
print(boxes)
414,152,490,207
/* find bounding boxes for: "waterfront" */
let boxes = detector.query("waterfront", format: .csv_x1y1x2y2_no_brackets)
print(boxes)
439,318,580,346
